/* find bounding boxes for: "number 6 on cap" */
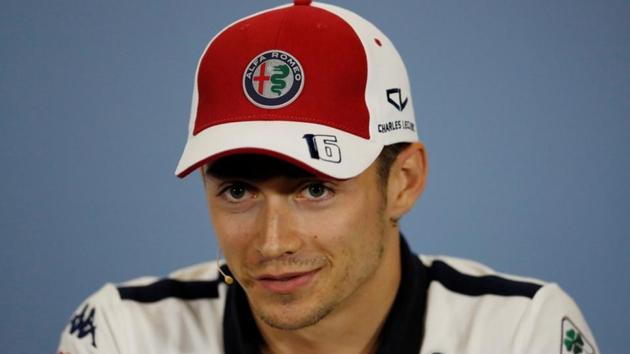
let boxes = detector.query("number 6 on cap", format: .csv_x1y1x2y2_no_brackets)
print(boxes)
303,134,342,163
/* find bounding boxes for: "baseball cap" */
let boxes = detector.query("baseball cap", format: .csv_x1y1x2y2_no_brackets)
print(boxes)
175,0,418,179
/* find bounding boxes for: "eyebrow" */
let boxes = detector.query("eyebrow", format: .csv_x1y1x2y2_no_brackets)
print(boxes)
205,154,316,181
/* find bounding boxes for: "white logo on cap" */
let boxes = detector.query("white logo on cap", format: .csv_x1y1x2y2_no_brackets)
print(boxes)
243,50,305,109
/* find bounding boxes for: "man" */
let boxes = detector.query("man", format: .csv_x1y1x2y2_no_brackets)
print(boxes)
58,1,599,353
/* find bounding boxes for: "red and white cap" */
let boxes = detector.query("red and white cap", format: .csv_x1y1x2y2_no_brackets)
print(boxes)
176,0,418,179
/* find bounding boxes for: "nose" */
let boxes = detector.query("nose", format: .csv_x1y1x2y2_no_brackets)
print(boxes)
255,196,302,259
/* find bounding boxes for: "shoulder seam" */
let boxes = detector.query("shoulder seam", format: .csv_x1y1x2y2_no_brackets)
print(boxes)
117,278,222,303
427,260,542,298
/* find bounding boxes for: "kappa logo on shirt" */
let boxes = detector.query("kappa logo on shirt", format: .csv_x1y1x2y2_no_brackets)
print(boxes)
561,317,595,354
69,303,97,348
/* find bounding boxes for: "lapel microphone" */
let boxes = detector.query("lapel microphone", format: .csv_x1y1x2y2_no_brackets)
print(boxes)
216,248,234,285
218,266,234,285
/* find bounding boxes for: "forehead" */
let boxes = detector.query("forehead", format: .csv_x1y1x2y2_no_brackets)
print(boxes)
205,154,319,181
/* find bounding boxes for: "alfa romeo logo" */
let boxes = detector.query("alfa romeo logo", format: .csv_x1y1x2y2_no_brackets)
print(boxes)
243,50,304,109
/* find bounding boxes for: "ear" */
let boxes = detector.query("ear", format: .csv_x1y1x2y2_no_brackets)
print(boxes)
386,142,428,221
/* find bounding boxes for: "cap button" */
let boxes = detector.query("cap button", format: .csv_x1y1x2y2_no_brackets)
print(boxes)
294,0,312,5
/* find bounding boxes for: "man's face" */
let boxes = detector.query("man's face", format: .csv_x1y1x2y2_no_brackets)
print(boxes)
202,155,393,330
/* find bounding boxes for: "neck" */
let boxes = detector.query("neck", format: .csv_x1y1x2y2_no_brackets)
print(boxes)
256,232,402,354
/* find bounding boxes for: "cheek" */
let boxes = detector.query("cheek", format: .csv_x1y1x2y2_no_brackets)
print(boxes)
315,191,381,233
209,206,259,267
295,206,361,246
301,192,383,256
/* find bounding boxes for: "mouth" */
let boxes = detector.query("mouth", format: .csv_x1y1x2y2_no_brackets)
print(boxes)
255,268,321,294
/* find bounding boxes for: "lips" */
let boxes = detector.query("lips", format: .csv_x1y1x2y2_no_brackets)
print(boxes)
255,269,320,294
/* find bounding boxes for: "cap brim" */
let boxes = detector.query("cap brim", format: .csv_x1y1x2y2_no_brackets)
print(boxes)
175,121,383,179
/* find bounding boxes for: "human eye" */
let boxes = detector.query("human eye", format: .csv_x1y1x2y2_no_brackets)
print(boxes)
297,181,334,201
217,182,255,203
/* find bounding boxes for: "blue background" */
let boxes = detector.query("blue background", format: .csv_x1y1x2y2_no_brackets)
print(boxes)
1,1,628,352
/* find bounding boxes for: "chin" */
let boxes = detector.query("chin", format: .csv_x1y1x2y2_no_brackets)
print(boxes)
257,308,330,331
253,296,337,331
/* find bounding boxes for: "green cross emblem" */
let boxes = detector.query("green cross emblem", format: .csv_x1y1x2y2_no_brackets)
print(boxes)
564,329,584,354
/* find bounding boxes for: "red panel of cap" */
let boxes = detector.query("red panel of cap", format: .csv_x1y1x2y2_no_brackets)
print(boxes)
193,5,370,138
294,0,312,5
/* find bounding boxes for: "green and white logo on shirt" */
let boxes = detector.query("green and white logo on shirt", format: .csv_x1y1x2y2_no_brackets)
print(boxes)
561,317,595,354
